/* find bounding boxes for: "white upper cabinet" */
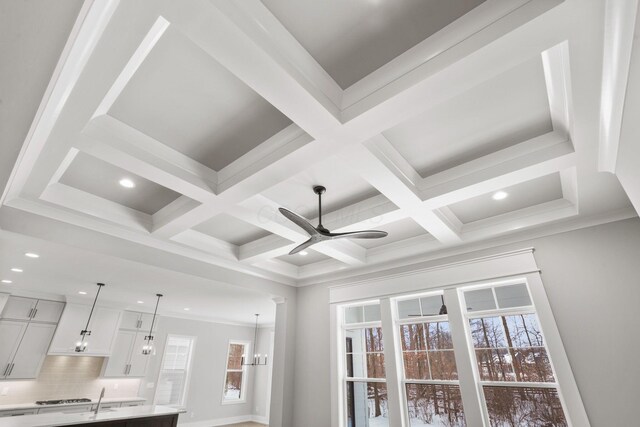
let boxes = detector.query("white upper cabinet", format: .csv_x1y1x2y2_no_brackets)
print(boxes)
103,330,136,377
49,303,122,356
31,300,64,323
138,313,155,332
127,332,150,377
7,322,56,379
0,297,36,321
120,311,156,332
0,296,64,324
0,320,27,378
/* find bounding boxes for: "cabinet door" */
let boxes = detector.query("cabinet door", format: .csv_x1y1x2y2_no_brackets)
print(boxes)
120,311,142,330
127,332,150,377
138,313,155,332
0,409,38,417
0,320,27,378
31,300,64,323
0,297,36,321
8,323,56,379
48,303,91,354
86,307,121,355
103,330,135,377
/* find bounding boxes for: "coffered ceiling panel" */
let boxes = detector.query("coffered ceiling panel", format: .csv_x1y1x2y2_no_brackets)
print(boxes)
59,152,181,215
448,173,564,224
193,213,271,246
355,218,431,249
384,57,553,176
261,160,382,220
109,26,292,172
261,0,486,88
277,249,331,267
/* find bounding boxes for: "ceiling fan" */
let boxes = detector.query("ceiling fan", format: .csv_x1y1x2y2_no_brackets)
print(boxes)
279,186,388,255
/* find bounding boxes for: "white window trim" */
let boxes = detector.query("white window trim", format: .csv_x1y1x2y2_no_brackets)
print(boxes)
153,334,197,409
221,339,251,405
330,249,590,427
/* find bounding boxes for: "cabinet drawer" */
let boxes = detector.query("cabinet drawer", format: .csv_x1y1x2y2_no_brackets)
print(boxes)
0,409,38,417
37,404,92,414
121,401,144,407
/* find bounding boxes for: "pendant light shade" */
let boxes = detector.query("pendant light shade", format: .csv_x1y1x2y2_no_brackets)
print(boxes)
75,283,105,353
439,295,448,315
142,294,162,355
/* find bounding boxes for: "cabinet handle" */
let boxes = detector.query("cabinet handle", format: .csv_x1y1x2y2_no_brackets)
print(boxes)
137,320,142,329
2,364,9,376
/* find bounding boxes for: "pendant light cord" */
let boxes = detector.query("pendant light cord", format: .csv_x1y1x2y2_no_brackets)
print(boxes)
253,314,259,356
83,283,104,333
148,294,162,338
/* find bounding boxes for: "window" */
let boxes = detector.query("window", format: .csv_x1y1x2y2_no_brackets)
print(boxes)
341,302,388,427
334,275,586,427
155,335,195,407
396,293,466,426
462,283,568,426
223,341,249,403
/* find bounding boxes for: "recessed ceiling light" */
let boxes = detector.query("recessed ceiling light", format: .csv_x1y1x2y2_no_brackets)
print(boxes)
183,308,190,311
137,301,144,304
11,268,23,273
299,251,308,256
119,178,135,188
1,280,12,284
78,291,87,295
25,252,39,258
492,191,509,201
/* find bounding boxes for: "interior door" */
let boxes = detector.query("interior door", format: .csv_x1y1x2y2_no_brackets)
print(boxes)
103,330,135,377
0,320,27,378
31,300,64,323
0,296,36,321
8,322,56,379
127,332,150,377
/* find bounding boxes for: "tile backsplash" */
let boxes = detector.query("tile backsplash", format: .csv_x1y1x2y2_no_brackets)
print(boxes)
0,356,141,405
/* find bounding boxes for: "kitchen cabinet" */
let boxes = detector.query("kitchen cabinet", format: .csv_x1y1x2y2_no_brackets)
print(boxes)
0,296,64,323
37,404,92,414
0,408,38,417
0,321,56,380
120,311,155,332
49,303,121,356
103,330,148,377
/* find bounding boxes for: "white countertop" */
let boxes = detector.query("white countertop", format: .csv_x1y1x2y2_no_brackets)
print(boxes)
0,397,145,412
0,405,182,426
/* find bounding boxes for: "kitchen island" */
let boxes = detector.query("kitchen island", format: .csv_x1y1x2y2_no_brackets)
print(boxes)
0,405,182,427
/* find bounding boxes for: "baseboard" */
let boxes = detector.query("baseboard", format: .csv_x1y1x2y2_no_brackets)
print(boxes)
252,415,269,424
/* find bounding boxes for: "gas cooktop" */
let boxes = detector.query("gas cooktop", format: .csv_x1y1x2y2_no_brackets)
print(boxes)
35,398,92,405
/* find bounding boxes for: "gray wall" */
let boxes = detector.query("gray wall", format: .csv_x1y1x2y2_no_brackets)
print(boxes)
291,218,640,427
139,316,273,424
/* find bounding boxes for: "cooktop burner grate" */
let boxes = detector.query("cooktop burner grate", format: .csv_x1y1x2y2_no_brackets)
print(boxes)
35,398,92,405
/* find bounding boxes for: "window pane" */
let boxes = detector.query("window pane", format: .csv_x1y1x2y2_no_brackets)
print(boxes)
513,347,555,382
346,306,364,324
475,349,516,382
398,298,421,318
227,343,244,369
405,384,466,427
403,351,430,380
420,295,444,316
366,353,386,379
346,328,385,379
428,350,458,380
400,324,427,351
346,382,389,427
503,314,545,348
495,284,532,309
483,386,567,427
365,327,384,352
426,322,453,350
364,304,381,322
224,372,243,400
470,317,507,348
464,288,496,312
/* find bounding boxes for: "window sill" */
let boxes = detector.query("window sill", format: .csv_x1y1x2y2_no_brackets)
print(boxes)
221,399,246,406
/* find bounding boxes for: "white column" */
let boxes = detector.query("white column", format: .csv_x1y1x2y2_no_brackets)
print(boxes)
444,288,486,427
269,296,296,427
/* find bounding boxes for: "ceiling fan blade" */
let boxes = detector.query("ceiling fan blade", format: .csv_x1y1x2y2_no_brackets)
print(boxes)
278,208,317,236
329,230,388,239
289,238,316,255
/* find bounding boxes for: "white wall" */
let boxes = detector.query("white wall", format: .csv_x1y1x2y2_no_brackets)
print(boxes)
139,315,273,425
291,218,640,427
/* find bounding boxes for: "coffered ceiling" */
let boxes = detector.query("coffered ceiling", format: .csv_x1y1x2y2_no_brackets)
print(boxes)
1,0,636,288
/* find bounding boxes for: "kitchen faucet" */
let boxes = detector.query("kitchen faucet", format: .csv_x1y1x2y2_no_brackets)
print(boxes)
94,387,105,415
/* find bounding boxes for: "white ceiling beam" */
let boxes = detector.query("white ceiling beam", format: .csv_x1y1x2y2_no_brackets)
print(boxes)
542,41,574,138
169,229,238,261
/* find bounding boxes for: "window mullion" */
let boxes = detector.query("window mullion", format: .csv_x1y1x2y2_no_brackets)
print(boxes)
444,288,486,427
379,297,404,427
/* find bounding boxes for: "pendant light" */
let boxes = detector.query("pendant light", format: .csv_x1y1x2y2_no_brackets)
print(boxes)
241,314,267,366
438,295,448,315
75,283,105,352
142,293,162,355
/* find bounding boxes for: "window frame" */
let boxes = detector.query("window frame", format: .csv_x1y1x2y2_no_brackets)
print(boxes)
332,271,590,427
153,334,196,409
221,339,251,405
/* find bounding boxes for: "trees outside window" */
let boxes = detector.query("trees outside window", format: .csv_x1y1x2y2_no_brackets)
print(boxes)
223,341,249,403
